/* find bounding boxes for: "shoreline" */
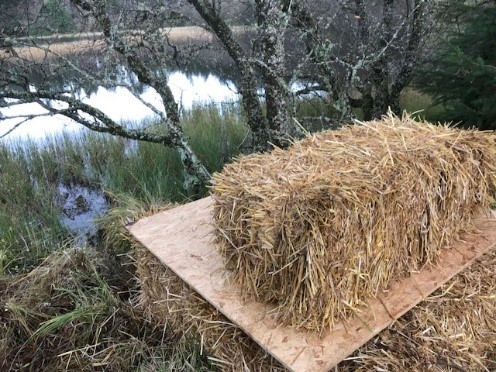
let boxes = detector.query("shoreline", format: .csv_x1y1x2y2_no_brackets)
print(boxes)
1,26,251,61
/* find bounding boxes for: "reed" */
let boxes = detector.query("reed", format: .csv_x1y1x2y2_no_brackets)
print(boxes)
0,103,247,273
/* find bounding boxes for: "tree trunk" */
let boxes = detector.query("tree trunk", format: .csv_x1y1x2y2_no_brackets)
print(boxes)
369,0,394,119
369,0,425,119
188,0,270,153
390,0,425,112
256,0,291,148
73,0,210,195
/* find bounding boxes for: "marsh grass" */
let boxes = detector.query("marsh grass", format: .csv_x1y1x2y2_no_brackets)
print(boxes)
0,103,246,370
0,246,213,371
0,141,68,274
0,103,246,272
399,88,447,122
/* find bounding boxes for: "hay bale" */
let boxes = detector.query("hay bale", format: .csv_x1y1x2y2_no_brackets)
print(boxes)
211,114,496,331
340,248,496,371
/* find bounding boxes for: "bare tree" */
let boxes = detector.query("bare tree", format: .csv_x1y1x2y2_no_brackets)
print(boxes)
1,0,212,195
285,0,430,121
0,0,436,192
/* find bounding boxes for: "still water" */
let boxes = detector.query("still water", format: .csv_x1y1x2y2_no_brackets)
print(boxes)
0,71,239,141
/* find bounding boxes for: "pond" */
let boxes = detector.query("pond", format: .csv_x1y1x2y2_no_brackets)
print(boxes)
0,70,240,141
0,57,244,245
57,183,109,246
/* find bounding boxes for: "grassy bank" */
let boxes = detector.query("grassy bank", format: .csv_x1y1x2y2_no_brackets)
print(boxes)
1,26,255,62
1,103,246,371
0,104,246,273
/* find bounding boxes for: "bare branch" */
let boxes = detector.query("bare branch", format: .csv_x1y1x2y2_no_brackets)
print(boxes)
0,115,44,139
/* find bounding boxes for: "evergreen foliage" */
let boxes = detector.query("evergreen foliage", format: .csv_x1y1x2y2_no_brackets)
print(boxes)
416,3,496,129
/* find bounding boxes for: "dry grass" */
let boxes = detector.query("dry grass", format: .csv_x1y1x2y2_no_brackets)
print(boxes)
211,113,496,331
0,26,249,61
0,37,105,60
134,240,496,371
135,245,286,372
340,247,496,371
0,248,139,371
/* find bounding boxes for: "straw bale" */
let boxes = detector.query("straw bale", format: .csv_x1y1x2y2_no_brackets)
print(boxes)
211,113,496,331
134,240,496,371
340,248,496,372
134,244,285,371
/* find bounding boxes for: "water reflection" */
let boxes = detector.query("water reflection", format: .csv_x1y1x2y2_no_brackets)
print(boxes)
0,71,240,141
57,183,109,246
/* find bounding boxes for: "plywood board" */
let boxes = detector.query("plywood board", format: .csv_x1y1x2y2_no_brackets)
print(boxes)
128,197,496,372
